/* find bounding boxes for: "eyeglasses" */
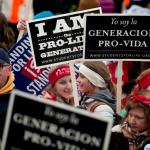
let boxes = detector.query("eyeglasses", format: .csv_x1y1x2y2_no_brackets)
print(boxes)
0,64,10,71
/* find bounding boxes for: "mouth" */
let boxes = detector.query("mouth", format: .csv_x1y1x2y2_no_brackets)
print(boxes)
65,90,73,94
131,126,136,129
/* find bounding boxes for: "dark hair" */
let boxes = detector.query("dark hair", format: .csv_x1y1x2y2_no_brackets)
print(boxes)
83,61,116,97
0,12,15,52
133,0,150,7
121,89,150,124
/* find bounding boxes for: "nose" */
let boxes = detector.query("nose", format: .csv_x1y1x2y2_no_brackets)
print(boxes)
66,82,72,89
129,116,135,125
76,77,80,83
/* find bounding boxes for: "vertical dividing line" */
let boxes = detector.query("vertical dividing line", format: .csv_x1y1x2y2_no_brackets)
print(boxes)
17,0,33,42
117,61,123,115
69,62,79,107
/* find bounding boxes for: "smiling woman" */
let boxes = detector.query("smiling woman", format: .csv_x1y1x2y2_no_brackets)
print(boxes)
109,89,150,150
43,64,74,107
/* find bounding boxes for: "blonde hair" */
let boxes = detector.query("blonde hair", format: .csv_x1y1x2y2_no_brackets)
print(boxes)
83,61,116,97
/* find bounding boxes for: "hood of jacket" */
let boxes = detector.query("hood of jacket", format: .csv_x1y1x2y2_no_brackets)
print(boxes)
84,88,116,112
123,5,150,14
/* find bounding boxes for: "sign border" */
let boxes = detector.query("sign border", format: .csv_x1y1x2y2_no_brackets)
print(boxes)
83,14,150,61
2,89,112,150
27,8,102,69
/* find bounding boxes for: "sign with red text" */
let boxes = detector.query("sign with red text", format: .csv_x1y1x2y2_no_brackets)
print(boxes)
8,33,80,99
27,8,102,69
2,89,112,150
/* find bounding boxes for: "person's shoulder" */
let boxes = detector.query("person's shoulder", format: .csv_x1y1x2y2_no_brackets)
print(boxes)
95,104,114,113
111,124,122,133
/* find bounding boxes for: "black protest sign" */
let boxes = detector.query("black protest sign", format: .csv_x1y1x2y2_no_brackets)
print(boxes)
1,90,112,150
84,14,150,60
27,8,101,69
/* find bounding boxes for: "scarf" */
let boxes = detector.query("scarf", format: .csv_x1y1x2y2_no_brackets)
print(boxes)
0,72,15,94
122,118,150,150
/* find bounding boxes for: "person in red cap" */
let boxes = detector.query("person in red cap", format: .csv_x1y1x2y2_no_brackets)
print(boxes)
109,88,150,150
43,64,74,107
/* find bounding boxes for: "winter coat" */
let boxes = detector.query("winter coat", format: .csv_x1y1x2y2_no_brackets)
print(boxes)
123,4,150,14
108,125,150,150
81,88,116,120
98,0,115,13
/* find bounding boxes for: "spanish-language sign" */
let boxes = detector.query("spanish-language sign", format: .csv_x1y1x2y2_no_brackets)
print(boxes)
83,14,150,61
2,89,112,150
8,33,80,99
26,8,102,69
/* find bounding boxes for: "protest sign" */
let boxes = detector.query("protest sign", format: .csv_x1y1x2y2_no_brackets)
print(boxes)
83,14,150,114
26,8,102,69
8,33,80,100
83,14,150,61
2,89,112,150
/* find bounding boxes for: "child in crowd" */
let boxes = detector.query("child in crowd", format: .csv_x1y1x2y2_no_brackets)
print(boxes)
109,89,150,150
76,61,116,120
43,64,74,107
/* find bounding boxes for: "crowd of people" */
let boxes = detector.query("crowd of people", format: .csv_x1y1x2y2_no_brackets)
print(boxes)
1,0,150,149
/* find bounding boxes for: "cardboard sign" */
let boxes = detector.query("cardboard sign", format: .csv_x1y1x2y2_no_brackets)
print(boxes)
2,90,112,150
26,8,102,69
8,33,80,99
84,14,150,61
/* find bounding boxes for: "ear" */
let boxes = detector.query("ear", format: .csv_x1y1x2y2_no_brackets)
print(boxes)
8,65,12,76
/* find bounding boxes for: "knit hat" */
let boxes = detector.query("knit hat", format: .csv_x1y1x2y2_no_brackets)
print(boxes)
98,0,115,13
0,48,10,64
133,0,150,7
33,11,54,20
49,65,70,88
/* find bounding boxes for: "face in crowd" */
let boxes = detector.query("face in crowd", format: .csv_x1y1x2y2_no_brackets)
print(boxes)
54,75,73,100
77,72,94,93
128,107,150,133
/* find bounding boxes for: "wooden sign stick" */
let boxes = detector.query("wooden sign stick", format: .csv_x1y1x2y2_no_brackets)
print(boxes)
17,0,33,42
69,62,79,107
117,61,123,115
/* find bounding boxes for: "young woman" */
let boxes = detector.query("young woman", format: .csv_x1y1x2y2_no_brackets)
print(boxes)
109,89,150,150
43,64,74,107
76,61,116,120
